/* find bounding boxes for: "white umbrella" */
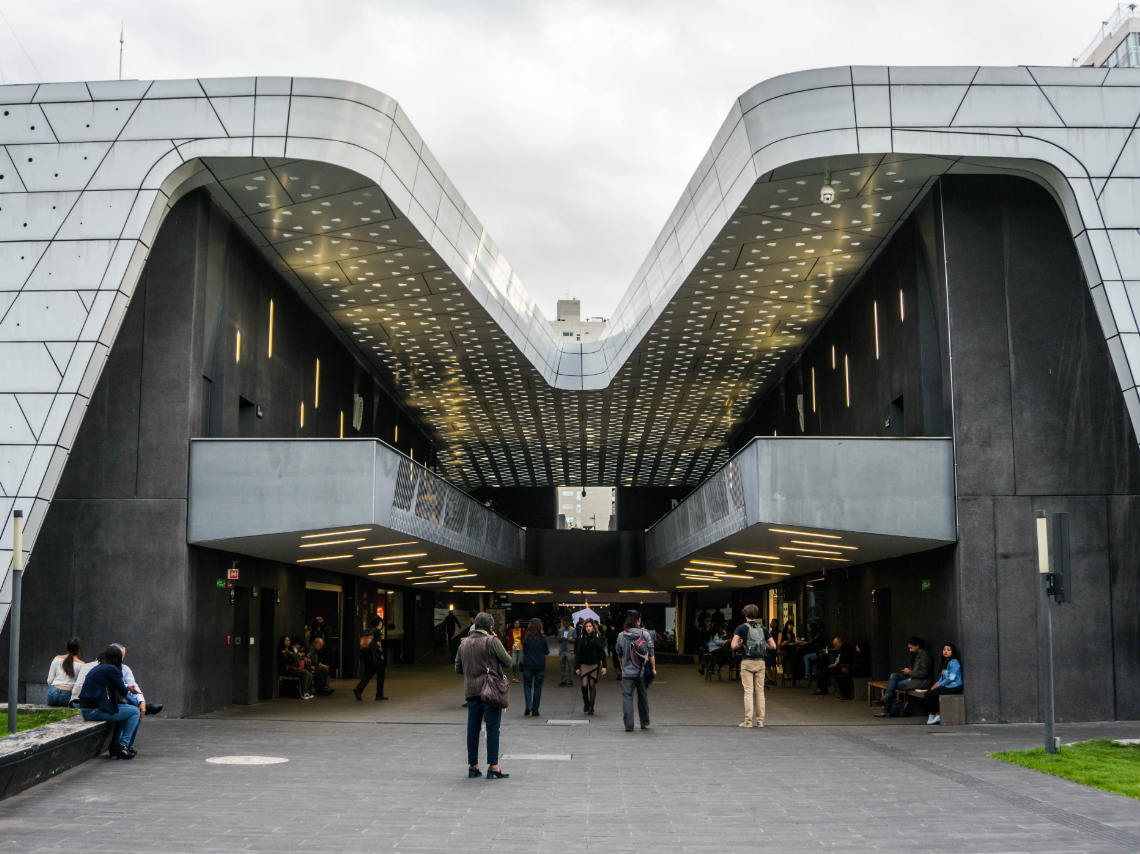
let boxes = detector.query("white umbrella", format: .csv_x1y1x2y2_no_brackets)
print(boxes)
572,607,600,625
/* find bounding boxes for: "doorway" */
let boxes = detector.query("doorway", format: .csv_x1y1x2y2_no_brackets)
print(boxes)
258,589,277,700
305,582,343,677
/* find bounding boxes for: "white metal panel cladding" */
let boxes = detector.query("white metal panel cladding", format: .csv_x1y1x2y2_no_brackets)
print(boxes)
1,69,1139,629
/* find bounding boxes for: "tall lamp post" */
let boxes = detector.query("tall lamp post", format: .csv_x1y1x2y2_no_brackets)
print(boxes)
7,510,23,735
1034,510,1070,755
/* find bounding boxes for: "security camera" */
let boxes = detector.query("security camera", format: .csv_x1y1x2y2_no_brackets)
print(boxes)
820,183,836,204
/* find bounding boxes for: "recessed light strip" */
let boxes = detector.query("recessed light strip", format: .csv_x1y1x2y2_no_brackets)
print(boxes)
769,528,841,539
297,554,354,563
725,551,780,560
357,541,419,550
300,538,365,548
301,528,371,539
791,540,858,550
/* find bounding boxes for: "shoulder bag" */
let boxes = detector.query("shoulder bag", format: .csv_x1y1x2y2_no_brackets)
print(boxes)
479,636,510,709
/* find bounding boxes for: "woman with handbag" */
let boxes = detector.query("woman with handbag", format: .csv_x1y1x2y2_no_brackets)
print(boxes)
455,612,513,779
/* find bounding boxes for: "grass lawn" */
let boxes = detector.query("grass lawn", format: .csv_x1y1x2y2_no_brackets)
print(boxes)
990,739,1140,800
1,707,80,736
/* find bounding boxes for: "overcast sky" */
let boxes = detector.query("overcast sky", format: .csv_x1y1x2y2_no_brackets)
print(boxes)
0,0,1103,317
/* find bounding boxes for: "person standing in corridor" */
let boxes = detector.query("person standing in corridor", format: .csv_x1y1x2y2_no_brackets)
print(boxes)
731,604,775,728
615,611,655,731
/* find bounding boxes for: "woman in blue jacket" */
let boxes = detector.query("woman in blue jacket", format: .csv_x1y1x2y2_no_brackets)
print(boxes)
76,645,141,759
925,642,963,725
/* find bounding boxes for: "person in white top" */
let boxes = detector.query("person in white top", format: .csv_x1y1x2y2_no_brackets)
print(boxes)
45,637,85,707
111,643,162,717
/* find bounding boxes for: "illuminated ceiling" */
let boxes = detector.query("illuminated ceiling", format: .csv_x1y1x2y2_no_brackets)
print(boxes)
199,152,946,490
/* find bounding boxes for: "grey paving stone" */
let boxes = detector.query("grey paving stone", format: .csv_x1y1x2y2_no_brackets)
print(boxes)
0,663,1135,853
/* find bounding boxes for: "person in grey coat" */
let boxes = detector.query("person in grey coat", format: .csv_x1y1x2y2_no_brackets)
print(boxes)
877,636,932,712
614,611,655,732
455,612,513,779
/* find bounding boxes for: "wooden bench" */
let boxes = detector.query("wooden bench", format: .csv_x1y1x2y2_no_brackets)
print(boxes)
868,681,966,723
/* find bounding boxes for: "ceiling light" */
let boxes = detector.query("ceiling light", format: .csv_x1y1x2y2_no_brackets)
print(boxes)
791,540,858,550
768,528,842,539
302,528,371,539
419,562,462,568
780,546,842,555
690,559,736,568
357,541,419,550
676,584,709,589
367,570,410,576
746,569,791,576
296,554,354,563
300,538,365,548
725,551,779,560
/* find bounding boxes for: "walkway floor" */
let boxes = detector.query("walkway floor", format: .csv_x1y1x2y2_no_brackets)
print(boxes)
1,662,1137,853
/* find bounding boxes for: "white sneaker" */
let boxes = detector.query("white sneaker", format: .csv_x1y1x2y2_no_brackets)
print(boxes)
925,713,935,724
930,714,941,725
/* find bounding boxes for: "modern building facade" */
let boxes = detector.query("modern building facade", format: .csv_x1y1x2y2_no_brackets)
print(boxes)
0,66,1137,722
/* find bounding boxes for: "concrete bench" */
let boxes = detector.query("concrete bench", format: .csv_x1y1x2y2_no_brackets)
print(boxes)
0,709,111,800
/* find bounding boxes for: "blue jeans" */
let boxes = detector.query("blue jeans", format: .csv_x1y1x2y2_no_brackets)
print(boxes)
522,668,544,713
46,686,73,707
884,672,912,702
82,703,141,748
803,652,818,677
466,697,502,766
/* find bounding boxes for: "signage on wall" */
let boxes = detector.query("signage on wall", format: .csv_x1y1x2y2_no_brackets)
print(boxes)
920,578,932,591
227,567,240,580
216,579,225,589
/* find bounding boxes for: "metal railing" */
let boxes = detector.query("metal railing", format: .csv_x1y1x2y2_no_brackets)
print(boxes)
1075,3,1140,66
391,456,525,570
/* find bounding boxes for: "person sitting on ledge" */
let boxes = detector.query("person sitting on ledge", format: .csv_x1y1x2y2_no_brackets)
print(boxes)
75,644,141,760
45,636,85,707
923,643,963,725
875,637,932,716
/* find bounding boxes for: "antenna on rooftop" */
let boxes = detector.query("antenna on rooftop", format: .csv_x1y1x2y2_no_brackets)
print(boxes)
118,22,124,80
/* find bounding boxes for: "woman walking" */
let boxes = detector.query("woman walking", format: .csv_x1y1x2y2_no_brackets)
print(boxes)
455,612,512,779
521,617,548,717
45,637,84,707
507,619,524,683
574,620,607,715
925,642,963,725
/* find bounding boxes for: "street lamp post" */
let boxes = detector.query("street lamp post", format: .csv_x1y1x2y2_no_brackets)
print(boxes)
7,510,24,735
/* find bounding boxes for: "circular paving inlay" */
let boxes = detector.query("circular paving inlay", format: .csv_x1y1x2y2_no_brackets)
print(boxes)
205,755,289,765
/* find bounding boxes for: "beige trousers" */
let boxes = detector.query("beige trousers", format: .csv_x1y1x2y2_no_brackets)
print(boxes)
740,658,766,724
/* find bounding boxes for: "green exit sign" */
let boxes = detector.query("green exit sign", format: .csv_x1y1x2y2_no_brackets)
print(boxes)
920,578,932,592
216,578,226,589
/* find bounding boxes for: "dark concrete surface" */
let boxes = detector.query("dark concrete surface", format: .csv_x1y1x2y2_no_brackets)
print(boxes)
0,663,1135,854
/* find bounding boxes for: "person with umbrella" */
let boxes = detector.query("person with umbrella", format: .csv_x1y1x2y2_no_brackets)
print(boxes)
574,619,607,715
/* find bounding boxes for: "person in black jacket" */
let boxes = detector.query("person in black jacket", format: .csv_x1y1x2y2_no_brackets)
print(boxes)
521,617,548,717
353,615,387,701
574,620,608,715
816,636,855,699
76,644,141,760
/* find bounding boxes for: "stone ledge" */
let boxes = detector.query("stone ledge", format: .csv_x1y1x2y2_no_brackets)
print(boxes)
0,711,111,800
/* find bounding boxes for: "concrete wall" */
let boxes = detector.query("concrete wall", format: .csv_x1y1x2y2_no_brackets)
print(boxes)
729,177,1139,722
1,191,434,714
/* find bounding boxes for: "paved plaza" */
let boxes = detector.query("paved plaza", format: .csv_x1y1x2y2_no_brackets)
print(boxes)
1,663,1136,853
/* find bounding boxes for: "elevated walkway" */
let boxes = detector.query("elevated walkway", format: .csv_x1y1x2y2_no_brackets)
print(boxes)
188,438,525,585
645,436,957,587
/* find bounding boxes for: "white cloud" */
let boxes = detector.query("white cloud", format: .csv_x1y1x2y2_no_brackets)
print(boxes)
0,0,1099,315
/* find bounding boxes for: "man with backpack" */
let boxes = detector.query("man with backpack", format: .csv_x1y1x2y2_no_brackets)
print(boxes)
615,611,655,732
730,604,776,727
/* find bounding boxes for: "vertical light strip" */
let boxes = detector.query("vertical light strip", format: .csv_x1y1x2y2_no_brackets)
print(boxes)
300,401,305,428
873,300,880,360
831,345,836,369
235,330,241,363
314,358,320,408
268,301,274,357
844,354,850,407
339,410,344,439
394,424,399,444
899,288,905,322
410,447,415,460
810,366,816,413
